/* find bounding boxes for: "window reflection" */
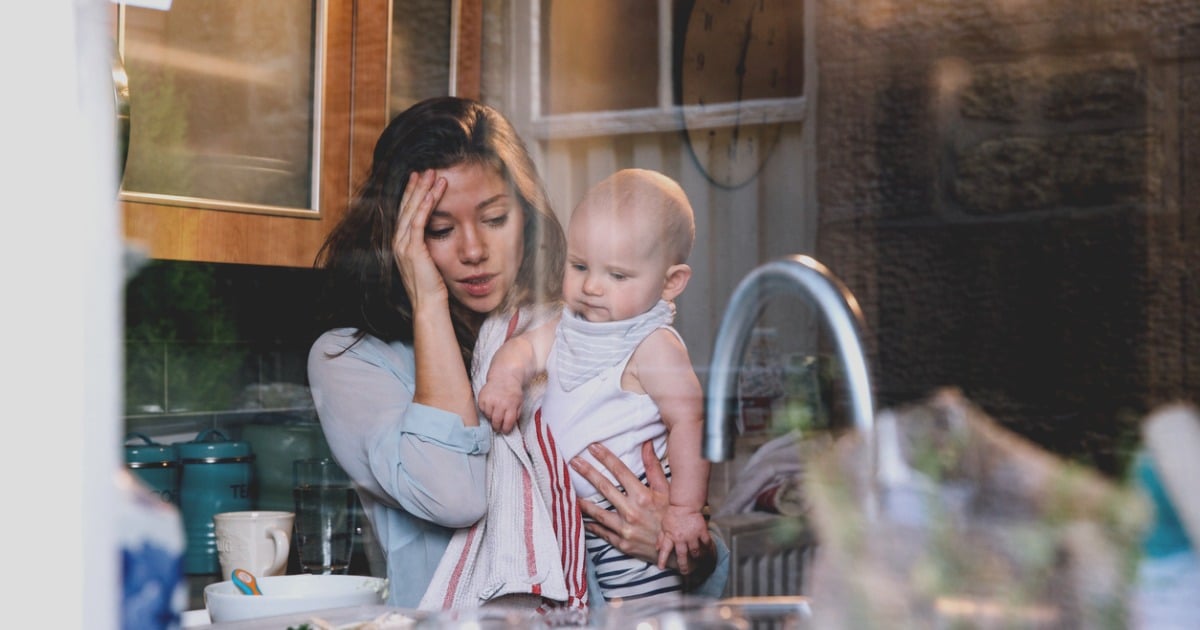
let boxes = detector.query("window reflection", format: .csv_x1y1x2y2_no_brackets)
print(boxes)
119,0,320,212
389,0,452,116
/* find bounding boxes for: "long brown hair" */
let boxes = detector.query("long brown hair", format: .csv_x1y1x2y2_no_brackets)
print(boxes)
314,97,565,367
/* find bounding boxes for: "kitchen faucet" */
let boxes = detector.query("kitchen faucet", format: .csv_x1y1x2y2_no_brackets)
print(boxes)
703,255,876,465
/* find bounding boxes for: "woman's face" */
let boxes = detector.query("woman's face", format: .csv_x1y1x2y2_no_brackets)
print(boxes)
424,162,526,315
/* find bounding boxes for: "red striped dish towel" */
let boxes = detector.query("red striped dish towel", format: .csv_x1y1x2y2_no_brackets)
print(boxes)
419,307,589,620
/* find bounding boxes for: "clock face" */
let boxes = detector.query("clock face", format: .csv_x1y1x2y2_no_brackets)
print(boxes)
680,0,791,189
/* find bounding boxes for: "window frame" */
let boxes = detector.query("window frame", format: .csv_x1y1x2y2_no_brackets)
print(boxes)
115,0,329,218
506,0,807,143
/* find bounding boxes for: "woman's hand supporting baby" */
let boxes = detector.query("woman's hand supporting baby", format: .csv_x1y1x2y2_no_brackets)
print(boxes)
571,441,717,584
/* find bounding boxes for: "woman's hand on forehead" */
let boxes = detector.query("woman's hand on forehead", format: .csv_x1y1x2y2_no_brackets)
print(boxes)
392,170,449,307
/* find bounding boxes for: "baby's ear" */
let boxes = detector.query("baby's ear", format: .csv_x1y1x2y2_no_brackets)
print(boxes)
661,263,692,301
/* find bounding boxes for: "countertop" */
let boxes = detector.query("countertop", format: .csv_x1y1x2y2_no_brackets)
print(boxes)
184,599,812,629
184,604,422,629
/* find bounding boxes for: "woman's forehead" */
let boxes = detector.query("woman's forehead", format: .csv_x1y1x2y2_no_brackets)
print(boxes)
432,163,511,214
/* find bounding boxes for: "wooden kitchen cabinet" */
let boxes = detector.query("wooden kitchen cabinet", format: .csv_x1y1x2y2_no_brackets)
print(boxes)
120,0,392,268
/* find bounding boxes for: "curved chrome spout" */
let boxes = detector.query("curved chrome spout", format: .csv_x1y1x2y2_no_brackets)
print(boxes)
704,255,875,461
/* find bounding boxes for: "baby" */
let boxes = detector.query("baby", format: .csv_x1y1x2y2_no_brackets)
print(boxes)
478,168,710,602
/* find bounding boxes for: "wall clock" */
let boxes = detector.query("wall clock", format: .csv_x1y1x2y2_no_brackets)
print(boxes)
680,0,792,189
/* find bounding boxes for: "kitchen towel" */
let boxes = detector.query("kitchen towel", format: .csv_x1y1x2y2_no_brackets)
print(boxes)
419,306,588,621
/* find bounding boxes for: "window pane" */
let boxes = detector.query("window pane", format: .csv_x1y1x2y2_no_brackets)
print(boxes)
390,0,452,116
121,0,317,210
541,0,659,114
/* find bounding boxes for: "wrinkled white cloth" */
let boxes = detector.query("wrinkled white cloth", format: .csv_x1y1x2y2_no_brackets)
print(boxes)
715,429,828,518
419,306,588,619
554,300,674,391
543,305,677,499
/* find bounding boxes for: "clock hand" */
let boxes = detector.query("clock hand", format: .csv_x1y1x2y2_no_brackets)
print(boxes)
735,11,753,91
731,11,755,150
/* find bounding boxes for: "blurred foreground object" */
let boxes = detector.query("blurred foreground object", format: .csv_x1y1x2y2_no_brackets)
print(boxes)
1139,404,1200,552
1132,403,1200,627
806,388,1148,628
118,469,186,630
715,429,832,518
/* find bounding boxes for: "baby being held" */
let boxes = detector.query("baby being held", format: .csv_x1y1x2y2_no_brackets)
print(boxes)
478,168,710,601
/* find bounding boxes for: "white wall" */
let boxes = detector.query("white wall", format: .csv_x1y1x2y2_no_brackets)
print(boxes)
1,0,121,626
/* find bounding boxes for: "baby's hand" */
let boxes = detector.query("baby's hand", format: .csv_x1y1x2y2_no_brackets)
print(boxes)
656,505,711,575
476,379,523,433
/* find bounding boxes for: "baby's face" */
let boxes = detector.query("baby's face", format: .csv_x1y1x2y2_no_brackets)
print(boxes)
563,205,672,322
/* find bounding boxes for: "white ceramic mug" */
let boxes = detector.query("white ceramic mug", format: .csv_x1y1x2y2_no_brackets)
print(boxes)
213,510,294,580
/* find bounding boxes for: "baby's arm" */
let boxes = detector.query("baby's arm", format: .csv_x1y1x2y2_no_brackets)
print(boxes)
477,316,558,433
631,329,711,573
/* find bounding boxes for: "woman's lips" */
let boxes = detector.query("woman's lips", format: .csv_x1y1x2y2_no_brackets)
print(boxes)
459,274,494,297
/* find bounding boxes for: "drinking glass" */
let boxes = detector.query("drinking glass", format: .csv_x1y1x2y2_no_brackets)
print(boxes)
292,458,356,575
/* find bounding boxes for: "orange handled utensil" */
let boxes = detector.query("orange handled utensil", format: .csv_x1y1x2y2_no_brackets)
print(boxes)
232,568,262,595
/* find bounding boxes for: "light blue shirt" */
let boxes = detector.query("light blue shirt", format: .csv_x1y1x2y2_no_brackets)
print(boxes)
308,328,729,611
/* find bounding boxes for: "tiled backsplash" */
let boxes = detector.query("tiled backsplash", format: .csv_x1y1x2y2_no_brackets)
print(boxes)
123,260,326,440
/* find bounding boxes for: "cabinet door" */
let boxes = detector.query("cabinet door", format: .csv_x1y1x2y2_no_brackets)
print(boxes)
120,0,365,268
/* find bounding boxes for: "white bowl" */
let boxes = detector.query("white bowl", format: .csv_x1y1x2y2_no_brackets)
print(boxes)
204,574,388,623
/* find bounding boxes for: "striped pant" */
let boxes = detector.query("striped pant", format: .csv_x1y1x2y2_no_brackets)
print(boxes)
582,468,684,602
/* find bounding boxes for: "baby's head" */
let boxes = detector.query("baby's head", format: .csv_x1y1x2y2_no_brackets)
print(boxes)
564,169,696,322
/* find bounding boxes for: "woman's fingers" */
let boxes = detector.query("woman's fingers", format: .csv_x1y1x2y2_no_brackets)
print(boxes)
578,494,620,531
392,170,448,303
585,442,644,495
579,497,643,557
392,173,422,259
409,174,445,234
398,170,436,223
574,443,675,567
570,455,631,517
582,520,621,553
394,171,441,250
394,172,422,241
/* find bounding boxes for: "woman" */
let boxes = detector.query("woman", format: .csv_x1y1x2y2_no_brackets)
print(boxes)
307,97,726,613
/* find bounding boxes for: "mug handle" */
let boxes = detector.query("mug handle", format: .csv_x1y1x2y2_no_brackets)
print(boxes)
266,526,290,576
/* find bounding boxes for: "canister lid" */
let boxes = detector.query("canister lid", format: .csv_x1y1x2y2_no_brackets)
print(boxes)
176,429,254,463
124,432,178,466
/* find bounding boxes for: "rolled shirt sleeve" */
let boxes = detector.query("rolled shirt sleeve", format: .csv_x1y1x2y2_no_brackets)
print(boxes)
308,329,491,529
365,401,492,527
309,329,496,607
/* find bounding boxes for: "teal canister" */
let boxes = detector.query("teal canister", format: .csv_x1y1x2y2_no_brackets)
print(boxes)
124,433,179,505
241,420,332,512
177,429,255,575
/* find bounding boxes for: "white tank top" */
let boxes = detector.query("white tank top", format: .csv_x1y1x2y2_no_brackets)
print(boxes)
541,303,678,498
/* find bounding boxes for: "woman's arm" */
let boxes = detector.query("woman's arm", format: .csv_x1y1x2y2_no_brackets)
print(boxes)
309,331,491,528
571,441,724,587
392,169,478,425
308,170,492,527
